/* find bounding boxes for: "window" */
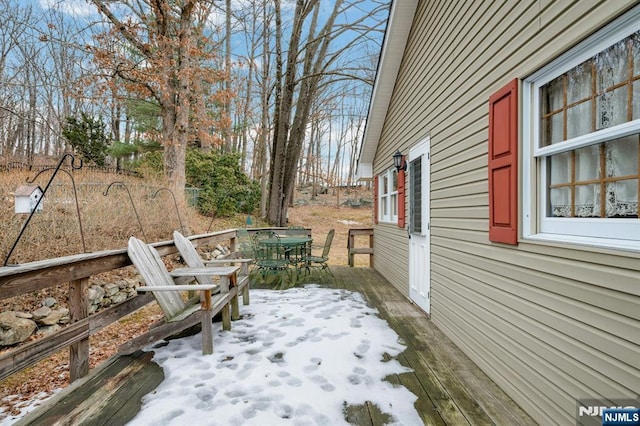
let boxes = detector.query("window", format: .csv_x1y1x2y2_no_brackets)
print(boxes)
523,7,640,250
378,168,398,223
409,155,422,234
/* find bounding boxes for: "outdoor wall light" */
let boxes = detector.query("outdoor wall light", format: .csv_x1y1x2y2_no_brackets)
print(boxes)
393,149,407,172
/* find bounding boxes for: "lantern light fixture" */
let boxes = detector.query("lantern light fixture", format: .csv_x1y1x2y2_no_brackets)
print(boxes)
393,149,406,172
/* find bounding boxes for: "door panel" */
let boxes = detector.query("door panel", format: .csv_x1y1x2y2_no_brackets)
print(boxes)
408,138,430,314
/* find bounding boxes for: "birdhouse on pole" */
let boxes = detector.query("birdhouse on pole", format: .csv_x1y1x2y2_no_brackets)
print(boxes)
14,185,44,214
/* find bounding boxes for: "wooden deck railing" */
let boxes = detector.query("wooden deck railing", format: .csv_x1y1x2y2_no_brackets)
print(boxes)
0,228,263,383
347,228,374,267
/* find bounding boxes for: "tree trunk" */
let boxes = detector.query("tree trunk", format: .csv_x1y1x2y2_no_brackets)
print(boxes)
224,0,232,152
269,0,343,225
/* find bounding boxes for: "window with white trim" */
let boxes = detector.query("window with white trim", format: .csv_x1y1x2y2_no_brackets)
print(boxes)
378,168,398,223
523,7,640,250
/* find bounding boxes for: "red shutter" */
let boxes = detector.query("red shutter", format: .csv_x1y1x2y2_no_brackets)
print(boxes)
373,175,379,224
397,160,406,228
488,79,518,245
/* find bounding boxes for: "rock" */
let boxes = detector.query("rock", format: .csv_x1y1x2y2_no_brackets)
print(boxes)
57,308,70,324
118,279,138,290
42,297,57,308
32,306,52,321
87,287,99,302
215,245,230,256
34,308,64,326
111,292,127,304
104,283,119,296
0,312,37,346
15,312,33,319
35,324,61,338
123,278,138,289
90,285,105,301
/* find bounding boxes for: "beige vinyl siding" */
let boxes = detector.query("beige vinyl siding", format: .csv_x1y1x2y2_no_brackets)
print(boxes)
372,0,640,424
371,223,408,295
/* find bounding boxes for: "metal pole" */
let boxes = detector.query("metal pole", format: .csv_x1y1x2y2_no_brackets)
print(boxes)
152,188,187,236
103,181,148,241
25,168,87,253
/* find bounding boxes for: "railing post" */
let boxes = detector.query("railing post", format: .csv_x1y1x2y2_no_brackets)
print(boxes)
69,278,89,381
347,228,374,268
348,231,355,267
230,234,239,254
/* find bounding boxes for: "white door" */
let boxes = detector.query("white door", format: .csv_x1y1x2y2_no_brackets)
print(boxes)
408,138,430,314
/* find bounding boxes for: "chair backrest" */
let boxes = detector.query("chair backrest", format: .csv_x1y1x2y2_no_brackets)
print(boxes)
252,230,278,246
253,230,277,238
236,228,255,258
287,226,308,237
173,231,216,287
252,231,281,260
321,229,335,258
128,236,187,319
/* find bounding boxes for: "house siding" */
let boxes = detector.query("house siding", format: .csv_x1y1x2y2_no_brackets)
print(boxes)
372,222,408,295
371,0,640,424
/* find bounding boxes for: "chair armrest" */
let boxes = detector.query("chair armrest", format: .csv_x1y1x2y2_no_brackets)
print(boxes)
205,258,253,264
137,284,219,292
169,266,239,277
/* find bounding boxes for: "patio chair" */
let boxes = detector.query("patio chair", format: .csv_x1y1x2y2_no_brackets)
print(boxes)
251,229,278,259
235,228,256,259
127,236,238,355
303,229,335,276
284,226,310,267
252,231,290,278
173,231,251,317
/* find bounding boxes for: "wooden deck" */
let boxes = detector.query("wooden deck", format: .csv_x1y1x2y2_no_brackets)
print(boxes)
17,266,535,425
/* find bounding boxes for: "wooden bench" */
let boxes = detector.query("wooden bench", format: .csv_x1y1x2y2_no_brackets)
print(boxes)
123,236,240,355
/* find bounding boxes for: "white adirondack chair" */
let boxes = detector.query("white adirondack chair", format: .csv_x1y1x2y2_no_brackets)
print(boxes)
127,236,239,355
173,231,252,318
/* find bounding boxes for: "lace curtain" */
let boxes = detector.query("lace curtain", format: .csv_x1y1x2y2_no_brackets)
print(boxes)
543,31,640,218
549,137,638,217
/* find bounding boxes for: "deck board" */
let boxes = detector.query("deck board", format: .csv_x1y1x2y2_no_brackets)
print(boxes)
16,350,163,426
331,266,536,425
16,266,535,425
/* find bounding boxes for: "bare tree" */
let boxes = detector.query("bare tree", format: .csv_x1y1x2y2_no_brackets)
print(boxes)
0,1,36,158
0,0,388,213
89,0,226,203
266,0,389,225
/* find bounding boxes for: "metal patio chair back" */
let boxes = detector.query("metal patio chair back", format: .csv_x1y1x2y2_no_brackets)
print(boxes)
252,231,289,277
305,229,334,276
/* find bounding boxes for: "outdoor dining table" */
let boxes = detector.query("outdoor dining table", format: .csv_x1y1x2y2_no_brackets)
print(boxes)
258,237,312,267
